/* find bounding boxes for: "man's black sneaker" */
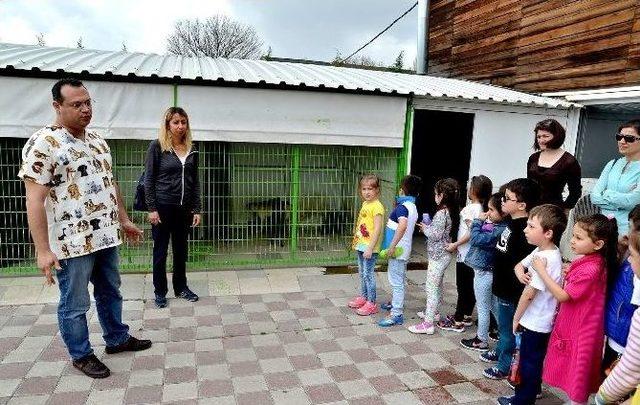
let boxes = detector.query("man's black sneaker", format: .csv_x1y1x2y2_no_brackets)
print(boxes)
489,329,500,342
177,287,199,302
155,294,167,308
460,336,489,352
105,336,152,354
72,354,110,379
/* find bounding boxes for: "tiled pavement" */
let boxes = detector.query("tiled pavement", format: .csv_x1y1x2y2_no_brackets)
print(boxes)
0,264,568,405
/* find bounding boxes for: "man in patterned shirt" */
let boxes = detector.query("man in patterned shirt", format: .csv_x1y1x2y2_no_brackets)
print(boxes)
18,78,152,378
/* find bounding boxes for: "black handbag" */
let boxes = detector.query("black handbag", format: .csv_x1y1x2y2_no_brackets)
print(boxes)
133,171,147,211
134,142,160,212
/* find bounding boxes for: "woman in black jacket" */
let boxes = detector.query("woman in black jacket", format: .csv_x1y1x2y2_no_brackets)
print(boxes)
145,107,201,307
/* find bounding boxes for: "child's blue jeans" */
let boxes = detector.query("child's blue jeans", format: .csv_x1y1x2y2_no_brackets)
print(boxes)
387,258,407,316
513,327,550,404
356,251,378,302
495,296,516,373
473,269,495,343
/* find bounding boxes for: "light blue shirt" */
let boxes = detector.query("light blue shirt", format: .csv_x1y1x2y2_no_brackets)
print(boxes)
591,157,640,235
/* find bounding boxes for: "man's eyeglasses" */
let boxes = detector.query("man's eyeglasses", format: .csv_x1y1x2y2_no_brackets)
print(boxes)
615,133,640,143
501,195,519,203
66,99,93,110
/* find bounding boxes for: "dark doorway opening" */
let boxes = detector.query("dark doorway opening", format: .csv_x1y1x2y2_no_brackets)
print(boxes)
410,109,475,218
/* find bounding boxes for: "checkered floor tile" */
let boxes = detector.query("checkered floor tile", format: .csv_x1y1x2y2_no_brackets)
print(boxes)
0,278,566,404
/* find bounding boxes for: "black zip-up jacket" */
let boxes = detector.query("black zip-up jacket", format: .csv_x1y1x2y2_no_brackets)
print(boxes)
144,140,201,213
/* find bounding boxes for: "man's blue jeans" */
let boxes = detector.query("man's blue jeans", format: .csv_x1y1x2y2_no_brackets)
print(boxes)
356,251,378,303
56,247,130,360
494,296,516,373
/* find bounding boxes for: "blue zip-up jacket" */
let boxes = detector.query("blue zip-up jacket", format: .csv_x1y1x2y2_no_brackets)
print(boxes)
464,218,507,272
605,259,638,346
591,158,640,235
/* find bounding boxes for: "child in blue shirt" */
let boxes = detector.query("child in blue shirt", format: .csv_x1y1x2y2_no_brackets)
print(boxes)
378,175,422,326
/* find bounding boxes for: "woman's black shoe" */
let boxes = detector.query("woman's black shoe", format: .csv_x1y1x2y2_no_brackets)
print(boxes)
155,295,167,308
72,354,110,379
177,287,199,302
105,336,152,354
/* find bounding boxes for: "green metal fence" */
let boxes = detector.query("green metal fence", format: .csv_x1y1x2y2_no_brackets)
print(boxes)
0,138,400,275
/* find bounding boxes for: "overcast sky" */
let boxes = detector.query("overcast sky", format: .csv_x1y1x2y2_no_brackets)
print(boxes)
0,0,418,67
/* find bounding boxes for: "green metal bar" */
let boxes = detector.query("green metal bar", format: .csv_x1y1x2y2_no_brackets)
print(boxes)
397,100,413,185
173,84,178,107
290,145,301,257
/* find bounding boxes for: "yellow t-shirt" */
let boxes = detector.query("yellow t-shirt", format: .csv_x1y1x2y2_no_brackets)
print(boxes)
633,386,640,405
353,199,384,252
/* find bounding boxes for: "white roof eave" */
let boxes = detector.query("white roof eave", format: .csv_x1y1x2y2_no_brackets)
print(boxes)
543,86,640,105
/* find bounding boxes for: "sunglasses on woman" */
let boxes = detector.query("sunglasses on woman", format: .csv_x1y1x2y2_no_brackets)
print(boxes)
615,133,640,143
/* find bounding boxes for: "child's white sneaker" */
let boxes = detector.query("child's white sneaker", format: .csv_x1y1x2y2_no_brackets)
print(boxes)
408,321,435,334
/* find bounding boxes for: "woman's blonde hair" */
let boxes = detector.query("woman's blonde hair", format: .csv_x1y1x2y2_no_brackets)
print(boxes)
159,107,192,152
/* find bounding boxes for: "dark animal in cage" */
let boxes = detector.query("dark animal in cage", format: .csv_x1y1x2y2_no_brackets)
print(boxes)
246,198,290,246
321,210,352,236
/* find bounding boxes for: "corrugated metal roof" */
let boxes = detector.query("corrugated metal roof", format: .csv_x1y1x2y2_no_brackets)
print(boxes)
0,42,575,108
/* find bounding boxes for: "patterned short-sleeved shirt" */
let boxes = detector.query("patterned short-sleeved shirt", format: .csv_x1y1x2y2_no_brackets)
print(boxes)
18,126,121,259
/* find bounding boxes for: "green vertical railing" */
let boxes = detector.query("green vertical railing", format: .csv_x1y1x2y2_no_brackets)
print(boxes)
173,84,179,107
397,100,413,184
289,145,301,257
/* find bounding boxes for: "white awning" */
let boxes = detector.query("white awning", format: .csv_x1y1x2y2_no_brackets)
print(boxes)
0,76,172,139
0,77,406,147
180,86,406,147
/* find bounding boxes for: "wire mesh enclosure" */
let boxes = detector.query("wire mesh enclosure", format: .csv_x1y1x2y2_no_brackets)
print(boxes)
1,138,400,275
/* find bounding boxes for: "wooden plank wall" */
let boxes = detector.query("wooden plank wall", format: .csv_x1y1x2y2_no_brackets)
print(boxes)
426,0,640,92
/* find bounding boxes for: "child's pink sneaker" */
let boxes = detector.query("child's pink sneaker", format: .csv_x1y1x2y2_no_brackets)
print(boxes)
348,296,366,309
408,321,435,334
356,301,379,316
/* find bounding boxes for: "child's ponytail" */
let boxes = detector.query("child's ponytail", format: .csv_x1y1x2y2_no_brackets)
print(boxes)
469,175,493,211
576,214,619,291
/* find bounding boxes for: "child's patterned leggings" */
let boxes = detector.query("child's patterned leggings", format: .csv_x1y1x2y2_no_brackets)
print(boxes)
424,254,453,323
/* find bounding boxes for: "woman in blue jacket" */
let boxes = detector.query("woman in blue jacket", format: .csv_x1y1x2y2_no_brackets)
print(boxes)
591,120,640,236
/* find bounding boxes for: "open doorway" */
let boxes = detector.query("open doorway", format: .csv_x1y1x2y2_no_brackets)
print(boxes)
410,109,475,217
